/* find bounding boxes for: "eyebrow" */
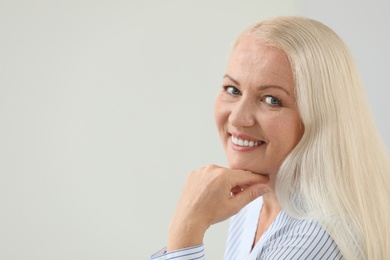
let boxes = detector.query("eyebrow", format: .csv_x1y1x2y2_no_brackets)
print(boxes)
223,74,291,96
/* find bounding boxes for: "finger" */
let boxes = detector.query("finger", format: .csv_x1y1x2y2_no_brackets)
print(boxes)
231,183,270,206
228,170,270,188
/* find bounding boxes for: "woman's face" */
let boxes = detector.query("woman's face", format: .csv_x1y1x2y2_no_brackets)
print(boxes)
214,36,303,179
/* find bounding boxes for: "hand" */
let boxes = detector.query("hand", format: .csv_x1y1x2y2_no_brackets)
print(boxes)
167,164,270,251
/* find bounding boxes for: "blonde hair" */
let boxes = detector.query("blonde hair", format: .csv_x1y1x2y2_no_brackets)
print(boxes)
236,16,390,259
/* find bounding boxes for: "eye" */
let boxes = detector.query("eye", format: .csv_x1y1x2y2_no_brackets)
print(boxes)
263,95,282,106
223,85,241,96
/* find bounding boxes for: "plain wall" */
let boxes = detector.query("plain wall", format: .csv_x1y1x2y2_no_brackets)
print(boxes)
0,0,388,259
0,1,298,259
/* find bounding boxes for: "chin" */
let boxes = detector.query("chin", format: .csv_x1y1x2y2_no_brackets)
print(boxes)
228,161,258,173
227,159,274,176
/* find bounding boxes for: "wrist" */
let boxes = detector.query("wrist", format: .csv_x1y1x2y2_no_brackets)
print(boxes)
167,219,208,252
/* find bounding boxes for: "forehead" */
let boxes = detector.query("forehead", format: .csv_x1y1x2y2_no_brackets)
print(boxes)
226,37,293,90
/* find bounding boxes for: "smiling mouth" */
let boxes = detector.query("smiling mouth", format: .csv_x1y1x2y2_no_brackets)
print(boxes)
231,135,265,147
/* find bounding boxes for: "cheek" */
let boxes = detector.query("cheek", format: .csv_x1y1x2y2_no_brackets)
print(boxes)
214,98,228,130
263,113,303,148
289,114,304,144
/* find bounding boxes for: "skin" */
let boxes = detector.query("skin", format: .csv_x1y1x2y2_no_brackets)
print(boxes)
216,36,303,191
167,36,303,252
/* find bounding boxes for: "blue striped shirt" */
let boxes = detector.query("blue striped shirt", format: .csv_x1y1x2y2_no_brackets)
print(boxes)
150,244,205,260
151,197,343,259
224,197,343,259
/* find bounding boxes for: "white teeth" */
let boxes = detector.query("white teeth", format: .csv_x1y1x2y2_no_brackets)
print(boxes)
232,136,262,147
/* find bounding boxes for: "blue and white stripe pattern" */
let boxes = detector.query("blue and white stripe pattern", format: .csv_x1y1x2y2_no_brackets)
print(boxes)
151,197,343,259
224,197,343,259
150,244,205,260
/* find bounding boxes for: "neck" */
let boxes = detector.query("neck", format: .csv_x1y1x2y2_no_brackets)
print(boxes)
262,175,281,215
261,191,281,217
251,190,281,250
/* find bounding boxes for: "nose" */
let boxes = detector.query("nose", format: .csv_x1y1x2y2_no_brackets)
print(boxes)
229,98,256,128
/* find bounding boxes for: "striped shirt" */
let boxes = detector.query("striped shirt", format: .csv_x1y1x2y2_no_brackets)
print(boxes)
150,197,343,260
150,244,205,260
224,197,343,259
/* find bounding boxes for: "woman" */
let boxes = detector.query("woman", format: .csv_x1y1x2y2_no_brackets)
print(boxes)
151,16,390,259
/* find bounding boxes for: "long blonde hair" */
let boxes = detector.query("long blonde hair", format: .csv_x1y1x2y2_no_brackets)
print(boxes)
237,16,390,259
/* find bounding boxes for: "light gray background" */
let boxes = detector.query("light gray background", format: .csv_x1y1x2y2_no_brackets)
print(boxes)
0,0,389,259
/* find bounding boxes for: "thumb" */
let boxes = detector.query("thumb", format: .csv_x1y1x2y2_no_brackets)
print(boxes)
233,183,270,206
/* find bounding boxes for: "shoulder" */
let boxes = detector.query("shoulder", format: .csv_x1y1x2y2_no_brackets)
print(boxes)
259,211,343,259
